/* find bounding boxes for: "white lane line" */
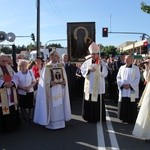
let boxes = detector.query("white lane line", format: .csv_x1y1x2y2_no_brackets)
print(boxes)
76,142,98,149
106,111,120,150
97,122,107,150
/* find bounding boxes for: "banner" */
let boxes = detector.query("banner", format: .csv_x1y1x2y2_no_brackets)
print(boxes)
67,22,95,62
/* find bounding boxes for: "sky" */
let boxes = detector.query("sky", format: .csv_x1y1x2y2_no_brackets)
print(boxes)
0,0,150,48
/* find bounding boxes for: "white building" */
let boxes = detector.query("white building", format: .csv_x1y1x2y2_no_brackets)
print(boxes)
29,47,67,61
117,38,150,56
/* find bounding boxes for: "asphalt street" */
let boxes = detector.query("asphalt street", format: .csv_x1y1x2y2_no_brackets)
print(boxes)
0,98,150,150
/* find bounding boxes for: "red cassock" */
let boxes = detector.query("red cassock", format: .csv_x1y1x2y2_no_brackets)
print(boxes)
32,65,40,79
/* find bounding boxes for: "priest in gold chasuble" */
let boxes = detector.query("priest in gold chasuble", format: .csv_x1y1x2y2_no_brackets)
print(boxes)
81,42,108,123
34,51,71,130
0,54,20,133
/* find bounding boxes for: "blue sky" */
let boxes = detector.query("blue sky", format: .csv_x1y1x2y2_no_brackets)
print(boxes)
0,0,150,47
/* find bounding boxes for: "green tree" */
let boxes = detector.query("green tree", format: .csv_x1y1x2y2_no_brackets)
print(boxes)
141,2,150,14
27,43,36,51
47,43,62,48
16,45,28,54
103,45,117,56
1,46,11,54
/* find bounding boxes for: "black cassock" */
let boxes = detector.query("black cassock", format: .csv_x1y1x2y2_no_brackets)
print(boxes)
118,97,138,123
82,94,106,123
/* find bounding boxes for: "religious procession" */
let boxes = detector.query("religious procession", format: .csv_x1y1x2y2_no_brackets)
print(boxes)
0,41,150,143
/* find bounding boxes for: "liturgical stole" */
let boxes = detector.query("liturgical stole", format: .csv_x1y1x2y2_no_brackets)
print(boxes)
0,65,18,115
85,64,101,102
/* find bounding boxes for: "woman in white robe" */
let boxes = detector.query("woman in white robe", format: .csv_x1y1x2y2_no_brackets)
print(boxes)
132,65,150,140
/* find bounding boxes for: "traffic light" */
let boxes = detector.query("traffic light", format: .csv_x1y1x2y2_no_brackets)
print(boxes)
102,27,108,37
0,31,6,42
31,33,35,41
6,32,16,42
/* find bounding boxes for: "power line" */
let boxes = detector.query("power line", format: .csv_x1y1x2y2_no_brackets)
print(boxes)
41,0,57,23
43,0,65,27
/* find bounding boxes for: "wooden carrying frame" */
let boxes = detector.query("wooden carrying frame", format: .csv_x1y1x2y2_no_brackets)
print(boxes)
50,68,64,84
67,22,95,62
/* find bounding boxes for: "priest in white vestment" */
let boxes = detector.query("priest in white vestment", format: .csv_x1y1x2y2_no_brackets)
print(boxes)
132,60,150,140
117,55,140,123
81,42,108,123
34,51,71,130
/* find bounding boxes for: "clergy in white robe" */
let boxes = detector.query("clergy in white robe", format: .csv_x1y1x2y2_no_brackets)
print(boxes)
81,42,108,123
117,55,140,123
132,65,150,140
0,54,20,132
34,51,71,130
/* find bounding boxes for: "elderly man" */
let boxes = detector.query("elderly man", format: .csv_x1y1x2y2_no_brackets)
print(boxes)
0,53,20,132
81,42,108,123
61,53,76,100
117,55,140,123
34,50,71,130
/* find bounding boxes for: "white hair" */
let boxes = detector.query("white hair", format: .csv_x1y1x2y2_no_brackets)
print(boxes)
18,59,28,68
62,53,67,59
0,53,7,58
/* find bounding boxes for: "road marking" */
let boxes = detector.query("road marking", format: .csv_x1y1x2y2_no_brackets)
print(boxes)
97,109,120,150
76,142,98,149
97,122,106,150
106,111,120,150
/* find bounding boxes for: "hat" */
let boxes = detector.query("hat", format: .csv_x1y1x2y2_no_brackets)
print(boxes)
88,42,100,54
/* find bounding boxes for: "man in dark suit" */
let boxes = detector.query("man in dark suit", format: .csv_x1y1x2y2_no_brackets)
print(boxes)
62,54,77,100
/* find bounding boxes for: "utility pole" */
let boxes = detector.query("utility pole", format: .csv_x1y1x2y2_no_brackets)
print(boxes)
37,0,40,58
12,44,17,72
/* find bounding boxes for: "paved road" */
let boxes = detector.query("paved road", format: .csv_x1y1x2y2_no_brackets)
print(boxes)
0,98,150,150
104,101,150,150
0,99,98,150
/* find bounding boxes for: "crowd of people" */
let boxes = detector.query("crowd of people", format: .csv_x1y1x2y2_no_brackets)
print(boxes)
0,42,150,141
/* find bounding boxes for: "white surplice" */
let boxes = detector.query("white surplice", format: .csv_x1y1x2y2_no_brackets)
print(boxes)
81,58,108,99
117,64,140,101
33,62,71,129
132,70,150,140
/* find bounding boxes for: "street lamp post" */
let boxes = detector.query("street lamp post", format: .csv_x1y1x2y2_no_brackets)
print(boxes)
36,0,40,58
44,39,67,48
12,44,17,72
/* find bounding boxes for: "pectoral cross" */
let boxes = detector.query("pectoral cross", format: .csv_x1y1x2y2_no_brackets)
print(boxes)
3,106,9,112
